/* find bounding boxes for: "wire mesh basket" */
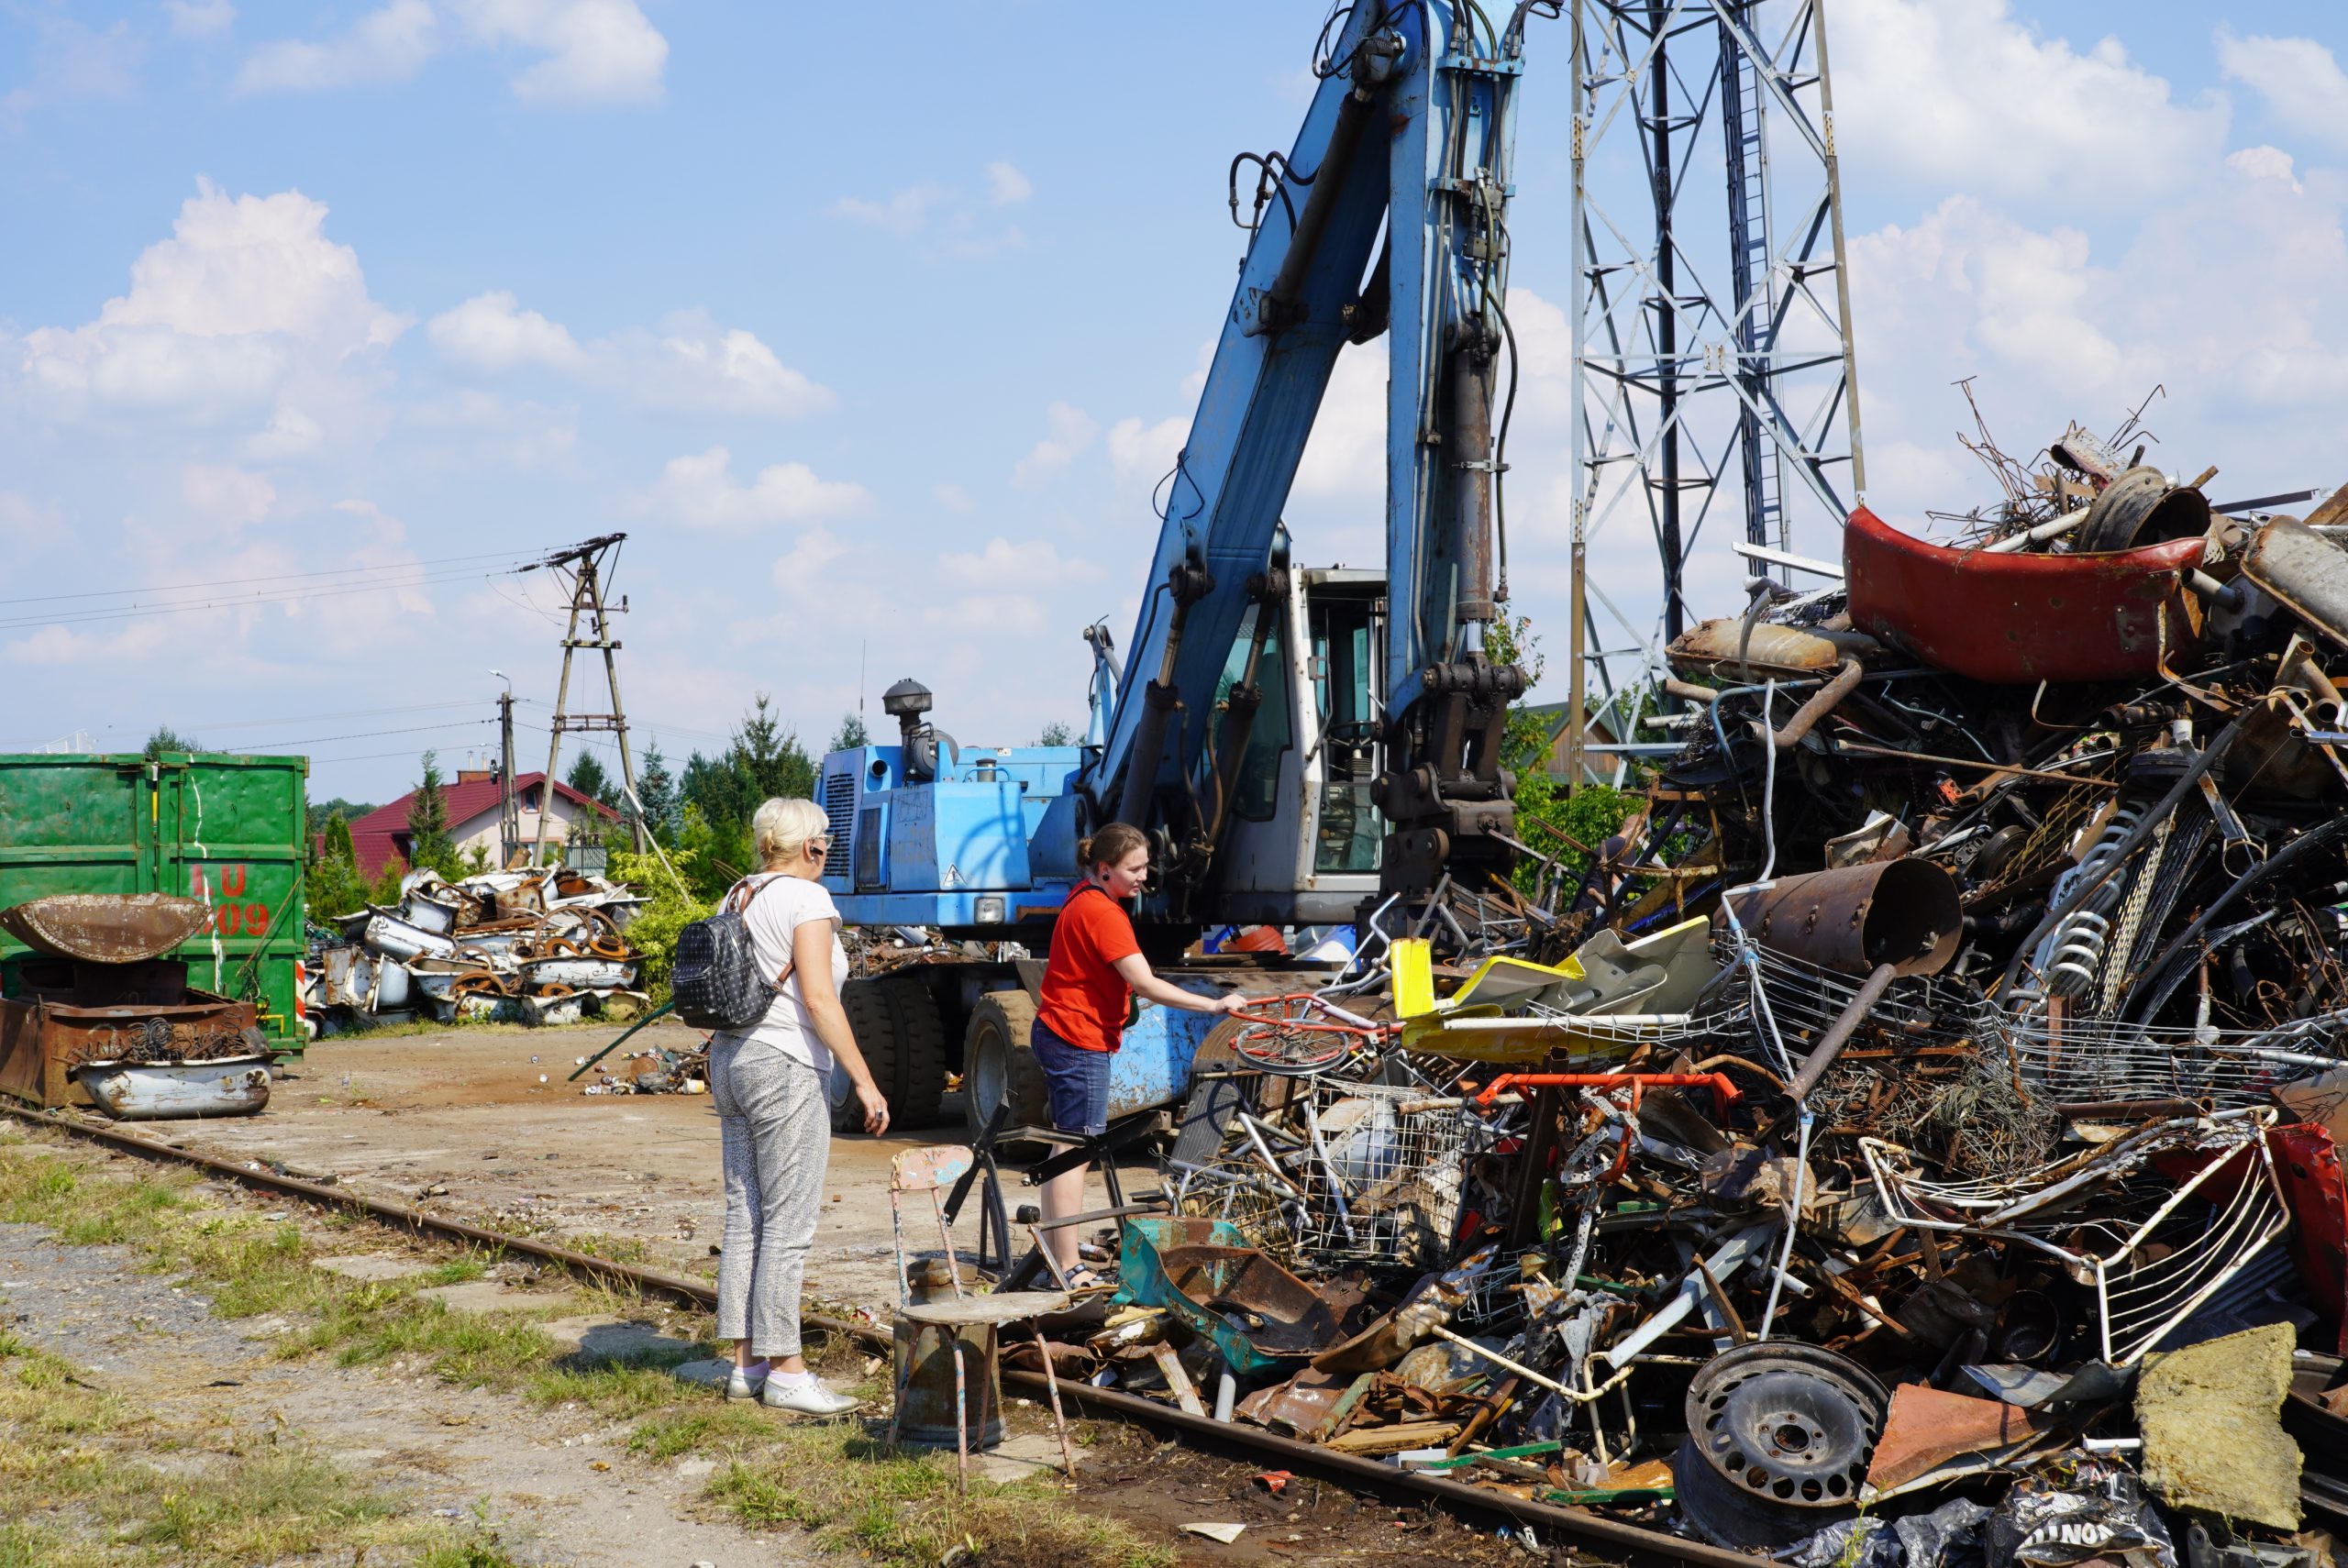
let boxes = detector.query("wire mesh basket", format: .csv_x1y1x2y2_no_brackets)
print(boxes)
1286,1079,1484,1272
1994,1007,2348,1110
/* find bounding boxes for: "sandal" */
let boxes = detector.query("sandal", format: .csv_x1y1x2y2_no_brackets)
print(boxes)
1062,1266,1111,1292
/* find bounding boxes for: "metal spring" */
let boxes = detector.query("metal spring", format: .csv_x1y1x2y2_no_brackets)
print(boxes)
2035,805,2146,1000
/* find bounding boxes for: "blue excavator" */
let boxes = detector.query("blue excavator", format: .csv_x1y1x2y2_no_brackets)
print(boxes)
817,2,1542,1131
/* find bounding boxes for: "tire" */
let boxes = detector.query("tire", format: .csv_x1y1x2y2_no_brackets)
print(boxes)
883,975,951,1129
963,991,1051,1154
838,977,900,1134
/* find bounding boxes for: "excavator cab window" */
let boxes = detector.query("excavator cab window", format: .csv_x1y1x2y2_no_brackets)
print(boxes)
1216,604,1291,823
1311,592,1381,873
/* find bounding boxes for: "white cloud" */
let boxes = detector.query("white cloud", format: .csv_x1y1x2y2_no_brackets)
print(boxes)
985,161,1034,205
1843,147,2348,527
179,463,275,532
238,0,665,103
245,404,324,460
2229,146,2303,193
424,295,833,418
163,1,238,39
1293,344,1386,498
835,167,1028,256
770,528,851,602
427,291,588,372
2,16,142,126
448,0,668,104
615,310,834,418
933,482,974,513
0,492,64,547
404,390,579,469
835,184,946,236
1831,0,2226,200
633,447,869,529
1106,414,1185,483
1013,403,1097,487
16,180,408,424
235,0,437,94
928,537,1102,632
2217,28,2348,150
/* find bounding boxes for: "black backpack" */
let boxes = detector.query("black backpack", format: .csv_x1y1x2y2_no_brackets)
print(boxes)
672,877,795,1032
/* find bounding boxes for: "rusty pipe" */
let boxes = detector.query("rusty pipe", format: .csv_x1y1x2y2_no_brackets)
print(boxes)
1722,859,1963,978
1772,658,1863,748
1787,962,1897,1100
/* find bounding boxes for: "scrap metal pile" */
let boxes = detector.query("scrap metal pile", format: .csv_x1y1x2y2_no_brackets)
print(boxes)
1080,433,2348,1560
305,866,648,1032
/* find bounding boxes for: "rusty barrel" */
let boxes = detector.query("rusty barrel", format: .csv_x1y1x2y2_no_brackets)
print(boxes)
1721,859,1962,977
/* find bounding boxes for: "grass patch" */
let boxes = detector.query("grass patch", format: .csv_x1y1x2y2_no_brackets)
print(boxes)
709,1431,1174,1568
0,1132,1170,1568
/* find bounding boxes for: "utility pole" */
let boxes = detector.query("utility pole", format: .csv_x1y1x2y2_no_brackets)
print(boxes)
524,535,646,865
491,669,518,867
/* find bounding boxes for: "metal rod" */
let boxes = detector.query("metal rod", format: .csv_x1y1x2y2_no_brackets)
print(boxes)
1788,961,1896,1100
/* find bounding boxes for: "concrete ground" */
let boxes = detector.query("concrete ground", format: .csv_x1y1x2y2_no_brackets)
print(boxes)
190,1021,1155,1309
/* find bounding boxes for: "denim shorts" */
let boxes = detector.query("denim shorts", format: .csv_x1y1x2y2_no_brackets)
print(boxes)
1031,1020,1112,1137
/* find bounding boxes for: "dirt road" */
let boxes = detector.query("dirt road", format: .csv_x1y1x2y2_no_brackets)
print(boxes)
189,1021,1152,1308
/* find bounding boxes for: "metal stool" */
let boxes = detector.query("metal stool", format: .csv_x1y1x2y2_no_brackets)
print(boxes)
886,1145,1075,1486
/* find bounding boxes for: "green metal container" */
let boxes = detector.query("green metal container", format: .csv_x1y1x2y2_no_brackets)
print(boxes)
0,753,308,1051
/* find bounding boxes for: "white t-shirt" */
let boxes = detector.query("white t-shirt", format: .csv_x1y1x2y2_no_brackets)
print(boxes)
719,874,850,1077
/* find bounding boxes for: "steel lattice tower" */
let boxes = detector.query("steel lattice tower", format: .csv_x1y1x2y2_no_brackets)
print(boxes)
1562,0,1865,783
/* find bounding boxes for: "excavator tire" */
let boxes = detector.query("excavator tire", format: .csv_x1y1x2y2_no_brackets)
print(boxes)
882,975,951,1129
962,990,1051,1158
837,977,899,1134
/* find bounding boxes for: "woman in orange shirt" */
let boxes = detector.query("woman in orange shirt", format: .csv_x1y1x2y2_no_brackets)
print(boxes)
1035,822,1242,1285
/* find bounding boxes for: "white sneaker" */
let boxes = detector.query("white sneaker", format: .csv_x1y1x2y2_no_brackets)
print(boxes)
760,1375,862,1418
724,1363,770,1401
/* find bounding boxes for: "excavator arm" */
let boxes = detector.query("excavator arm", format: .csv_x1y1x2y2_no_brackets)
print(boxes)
1088,0,1535,910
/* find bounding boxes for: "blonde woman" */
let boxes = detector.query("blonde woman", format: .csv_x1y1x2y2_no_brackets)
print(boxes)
709,796,890,1415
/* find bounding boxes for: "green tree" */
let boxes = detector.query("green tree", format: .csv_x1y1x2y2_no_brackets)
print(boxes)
637,741,680,844
607,845,715,999
1036,721,1078,746
306,810,371,919
406,752,459,877
680,695,817,884
143,725,200,759
1486,614,1637,898
828,713,870,752
566,751,615,808
733,692,816,801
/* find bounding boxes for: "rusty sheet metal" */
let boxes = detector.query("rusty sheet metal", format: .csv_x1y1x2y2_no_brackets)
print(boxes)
2243,515,2348,653
0,991,259,1109
1720,859,1962,977
1843,504,2204,684
1863,1384,2046,1494
0,894,212,964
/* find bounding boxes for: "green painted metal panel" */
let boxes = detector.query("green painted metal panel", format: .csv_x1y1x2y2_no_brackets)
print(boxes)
0,753,308,1050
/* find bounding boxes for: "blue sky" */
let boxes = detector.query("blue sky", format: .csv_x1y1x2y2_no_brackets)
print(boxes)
6,1,2348,803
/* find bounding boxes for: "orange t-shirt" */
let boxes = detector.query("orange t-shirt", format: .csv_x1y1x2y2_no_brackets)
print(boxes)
1036,883,1142,1053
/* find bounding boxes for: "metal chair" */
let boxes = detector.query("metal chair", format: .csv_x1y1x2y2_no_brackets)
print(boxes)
886,1144,1076,1485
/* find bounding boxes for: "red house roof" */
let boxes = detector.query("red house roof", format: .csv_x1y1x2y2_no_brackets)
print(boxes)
347,772,618,876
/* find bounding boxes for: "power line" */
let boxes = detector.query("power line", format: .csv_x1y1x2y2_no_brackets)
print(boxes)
0,564,523,634
218,718,499,752
0,546,543,610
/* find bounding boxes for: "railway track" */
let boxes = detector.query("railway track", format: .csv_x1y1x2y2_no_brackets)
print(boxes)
0,1099,1743,1568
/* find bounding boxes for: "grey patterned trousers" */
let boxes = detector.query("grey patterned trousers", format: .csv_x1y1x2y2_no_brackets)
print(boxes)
708,1039,829,1358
